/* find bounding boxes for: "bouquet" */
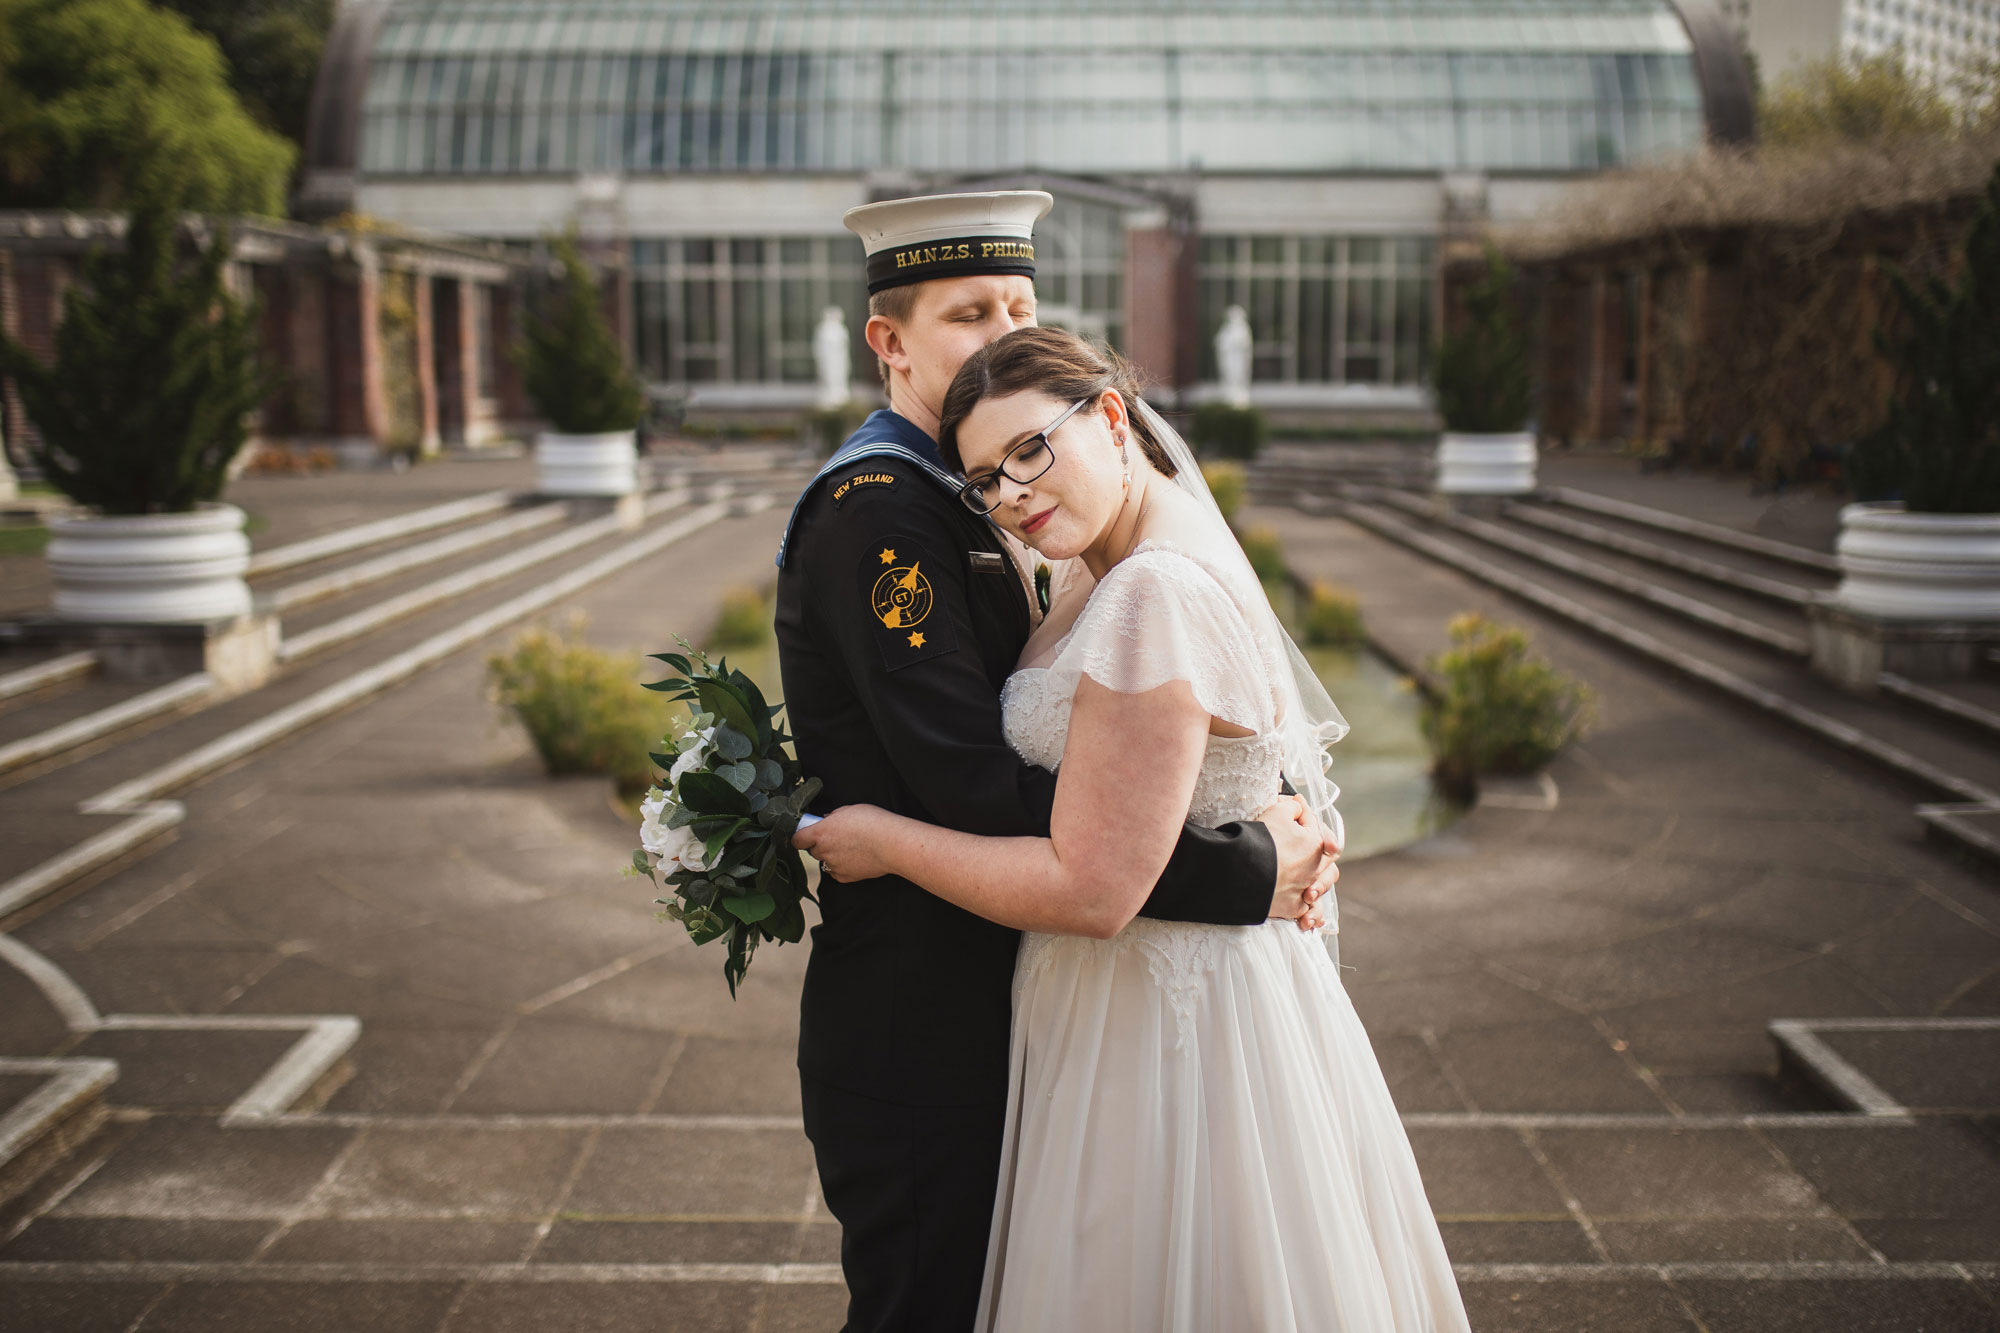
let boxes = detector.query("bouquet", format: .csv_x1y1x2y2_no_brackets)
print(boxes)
631,641,821,995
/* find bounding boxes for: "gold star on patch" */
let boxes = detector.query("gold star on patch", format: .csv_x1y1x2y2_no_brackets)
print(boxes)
907,631,926,648
879,548,897,565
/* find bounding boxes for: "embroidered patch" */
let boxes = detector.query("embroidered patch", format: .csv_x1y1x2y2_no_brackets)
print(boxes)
859,535,957,671
831,471,899,506
870,559,933,629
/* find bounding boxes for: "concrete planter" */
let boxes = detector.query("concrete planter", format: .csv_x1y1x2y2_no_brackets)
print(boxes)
1435,431,1537,496
535,429,638,498
47,503,252,624
1833,502,2000,621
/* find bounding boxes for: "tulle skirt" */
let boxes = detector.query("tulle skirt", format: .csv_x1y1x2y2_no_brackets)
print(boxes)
974,919,1470,1333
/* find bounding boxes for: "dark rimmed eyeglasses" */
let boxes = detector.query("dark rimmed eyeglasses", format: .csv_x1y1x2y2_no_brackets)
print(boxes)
956,395,1093,516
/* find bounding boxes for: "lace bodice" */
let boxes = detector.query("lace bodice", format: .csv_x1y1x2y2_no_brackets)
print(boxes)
999,541,1286,828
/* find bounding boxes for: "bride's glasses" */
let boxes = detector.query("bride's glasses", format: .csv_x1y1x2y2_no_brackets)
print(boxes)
957,395,1092,516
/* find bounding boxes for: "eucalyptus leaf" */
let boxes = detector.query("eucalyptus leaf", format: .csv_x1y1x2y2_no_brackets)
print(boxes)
690,681,751,740
678,771,751,816
718,760,757,793
723,892,776,924
748,790,769,814
712,725,753,761
667,804,701,829
756,759,785,790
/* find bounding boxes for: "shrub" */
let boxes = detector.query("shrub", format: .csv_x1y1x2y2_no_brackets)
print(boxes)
1421,613,1594,799
1201,460,1247,526
804,402,872,456
1845,156,2000,513
1238,524,1287,583
1191,402,1268,460
520,233,646,434
1434,247,1533,434
0,193,263,514
485,615,675,794
1303,580,1365,647
709,585,773,649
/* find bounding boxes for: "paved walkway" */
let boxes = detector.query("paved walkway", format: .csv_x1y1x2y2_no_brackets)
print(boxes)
1,472,1995,1330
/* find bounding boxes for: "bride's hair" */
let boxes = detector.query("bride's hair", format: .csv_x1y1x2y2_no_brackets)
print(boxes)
938,326,1179,480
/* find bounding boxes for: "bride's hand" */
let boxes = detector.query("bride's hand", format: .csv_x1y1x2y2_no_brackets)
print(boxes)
1256,794,1339,931
793,805,895,883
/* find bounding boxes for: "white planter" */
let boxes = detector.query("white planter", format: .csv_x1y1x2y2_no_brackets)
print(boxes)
1435,431,1537,496
47,503,252,624
536,429,638,497
1833,502,2000,621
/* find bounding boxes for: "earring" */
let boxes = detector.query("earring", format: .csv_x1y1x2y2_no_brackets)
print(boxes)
1118,434,1131,485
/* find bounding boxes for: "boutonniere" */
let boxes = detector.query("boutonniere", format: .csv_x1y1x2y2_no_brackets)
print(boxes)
1034,562,1051,615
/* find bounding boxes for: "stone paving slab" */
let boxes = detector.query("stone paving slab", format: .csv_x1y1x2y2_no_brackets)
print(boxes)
4,488,2000,1327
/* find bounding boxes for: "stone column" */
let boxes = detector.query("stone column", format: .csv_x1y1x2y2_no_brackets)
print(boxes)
458,278,490,445
1122,211,1186,397
325,249,389,451
1582,269,1628,443
412,271,439,455
0,251,19,502
1631,269,1655,447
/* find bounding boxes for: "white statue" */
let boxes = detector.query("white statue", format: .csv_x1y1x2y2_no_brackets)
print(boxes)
814,307,852,410
1216,305,1253,410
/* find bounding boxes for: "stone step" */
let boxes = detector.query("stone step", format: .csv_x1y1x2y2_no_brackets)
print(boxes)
1331,498,2000,805
0,1057,116,1211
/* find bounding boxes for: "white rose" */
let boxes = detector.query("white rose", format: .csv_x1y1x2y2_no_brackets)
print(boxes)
668,726,715,783
638,788,675,858
660,821,713,873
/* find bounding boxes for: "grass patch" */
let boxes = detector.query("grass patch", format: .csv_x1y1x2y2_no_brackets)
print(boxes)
0,526,48,557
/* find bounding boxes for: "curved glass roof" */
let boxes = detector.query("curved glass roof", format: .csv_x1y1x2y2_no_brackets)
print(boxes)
354,0,1707,178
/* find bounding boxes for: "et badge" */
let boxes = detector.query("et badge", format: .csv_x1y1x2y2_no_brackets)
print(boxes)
859,535,957,671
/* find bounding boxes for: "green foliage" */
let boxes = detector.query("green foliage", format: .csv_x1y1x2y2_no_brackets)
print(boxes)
1191,402,1268,460
0,194,263,514
709,585,773,650
1421,614,1594,799
520,233,646,434
485,615,675,795
638,641,819,997
1434,247,1532,434
152,0,333,149
1846,158,2000,513
0,525,49,557
1303,580,1364,648
1200,460,1247,527
1238,523,1287,583
0,0,293,214
1761,51,1958,147
804,401,871,456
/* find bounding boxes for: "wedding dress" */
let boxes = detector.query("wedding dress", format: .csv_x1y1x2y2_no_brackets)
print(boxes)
974,526,1471,1333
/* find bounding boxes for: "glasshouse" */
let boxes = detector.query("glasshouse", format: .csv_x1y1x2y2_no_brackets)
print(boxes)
301,0,1752,411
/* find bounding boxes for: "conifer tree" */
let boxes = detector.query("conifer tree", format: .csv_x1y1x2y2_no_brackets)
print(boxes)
1433,247,1533,434
0,189,262,513
521,234,646,435
1846,159,2000,513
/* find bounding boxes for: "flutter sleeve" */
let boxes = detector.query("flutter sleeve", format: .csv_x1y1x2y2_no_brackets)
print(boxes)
1047,547,1277,737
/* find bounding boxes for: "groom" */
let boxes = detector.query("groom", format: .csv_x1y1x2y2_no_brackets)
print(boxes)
774,190,1337,1332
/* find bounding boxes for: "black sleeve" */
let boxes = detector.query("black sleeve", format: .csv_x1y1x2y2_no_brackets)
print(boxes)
801,481,1275,927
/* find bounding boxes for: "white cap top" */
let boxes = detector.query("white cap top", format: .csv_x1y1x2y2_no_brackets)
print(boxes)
843,190,1054,293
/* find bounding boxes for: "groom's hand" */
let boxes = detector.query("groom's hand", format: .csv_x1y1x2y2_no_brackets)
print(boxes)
1257,795,1338,929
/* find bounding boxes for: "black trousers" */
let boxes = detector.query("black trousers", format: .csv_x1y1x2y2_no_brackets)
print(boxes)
800,1074,1008,1333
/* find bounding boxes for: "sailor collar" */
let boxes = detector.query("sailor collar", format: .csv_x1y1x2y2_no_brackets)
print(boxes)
775,410,971,568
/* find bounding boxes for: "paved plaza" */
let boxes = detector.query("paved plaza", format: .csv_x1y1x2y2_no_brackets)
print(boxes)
1,454,1997,1330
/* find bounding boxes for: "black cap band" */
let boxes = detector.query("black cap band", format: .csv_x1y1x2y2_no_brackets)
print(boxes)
866,235,1036,294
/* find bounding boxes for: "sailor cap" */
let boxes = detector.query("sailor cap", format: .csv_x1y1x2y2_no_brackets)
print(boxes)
843,190,1054,295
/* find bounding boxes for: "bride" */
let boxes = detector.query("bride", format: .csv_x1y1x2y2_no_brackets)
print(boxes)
795,326,1469,1332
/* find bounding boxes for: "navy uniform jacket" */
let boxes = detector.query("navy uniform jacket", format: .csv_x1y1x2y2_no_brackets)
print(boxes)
775,409,1276,1108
